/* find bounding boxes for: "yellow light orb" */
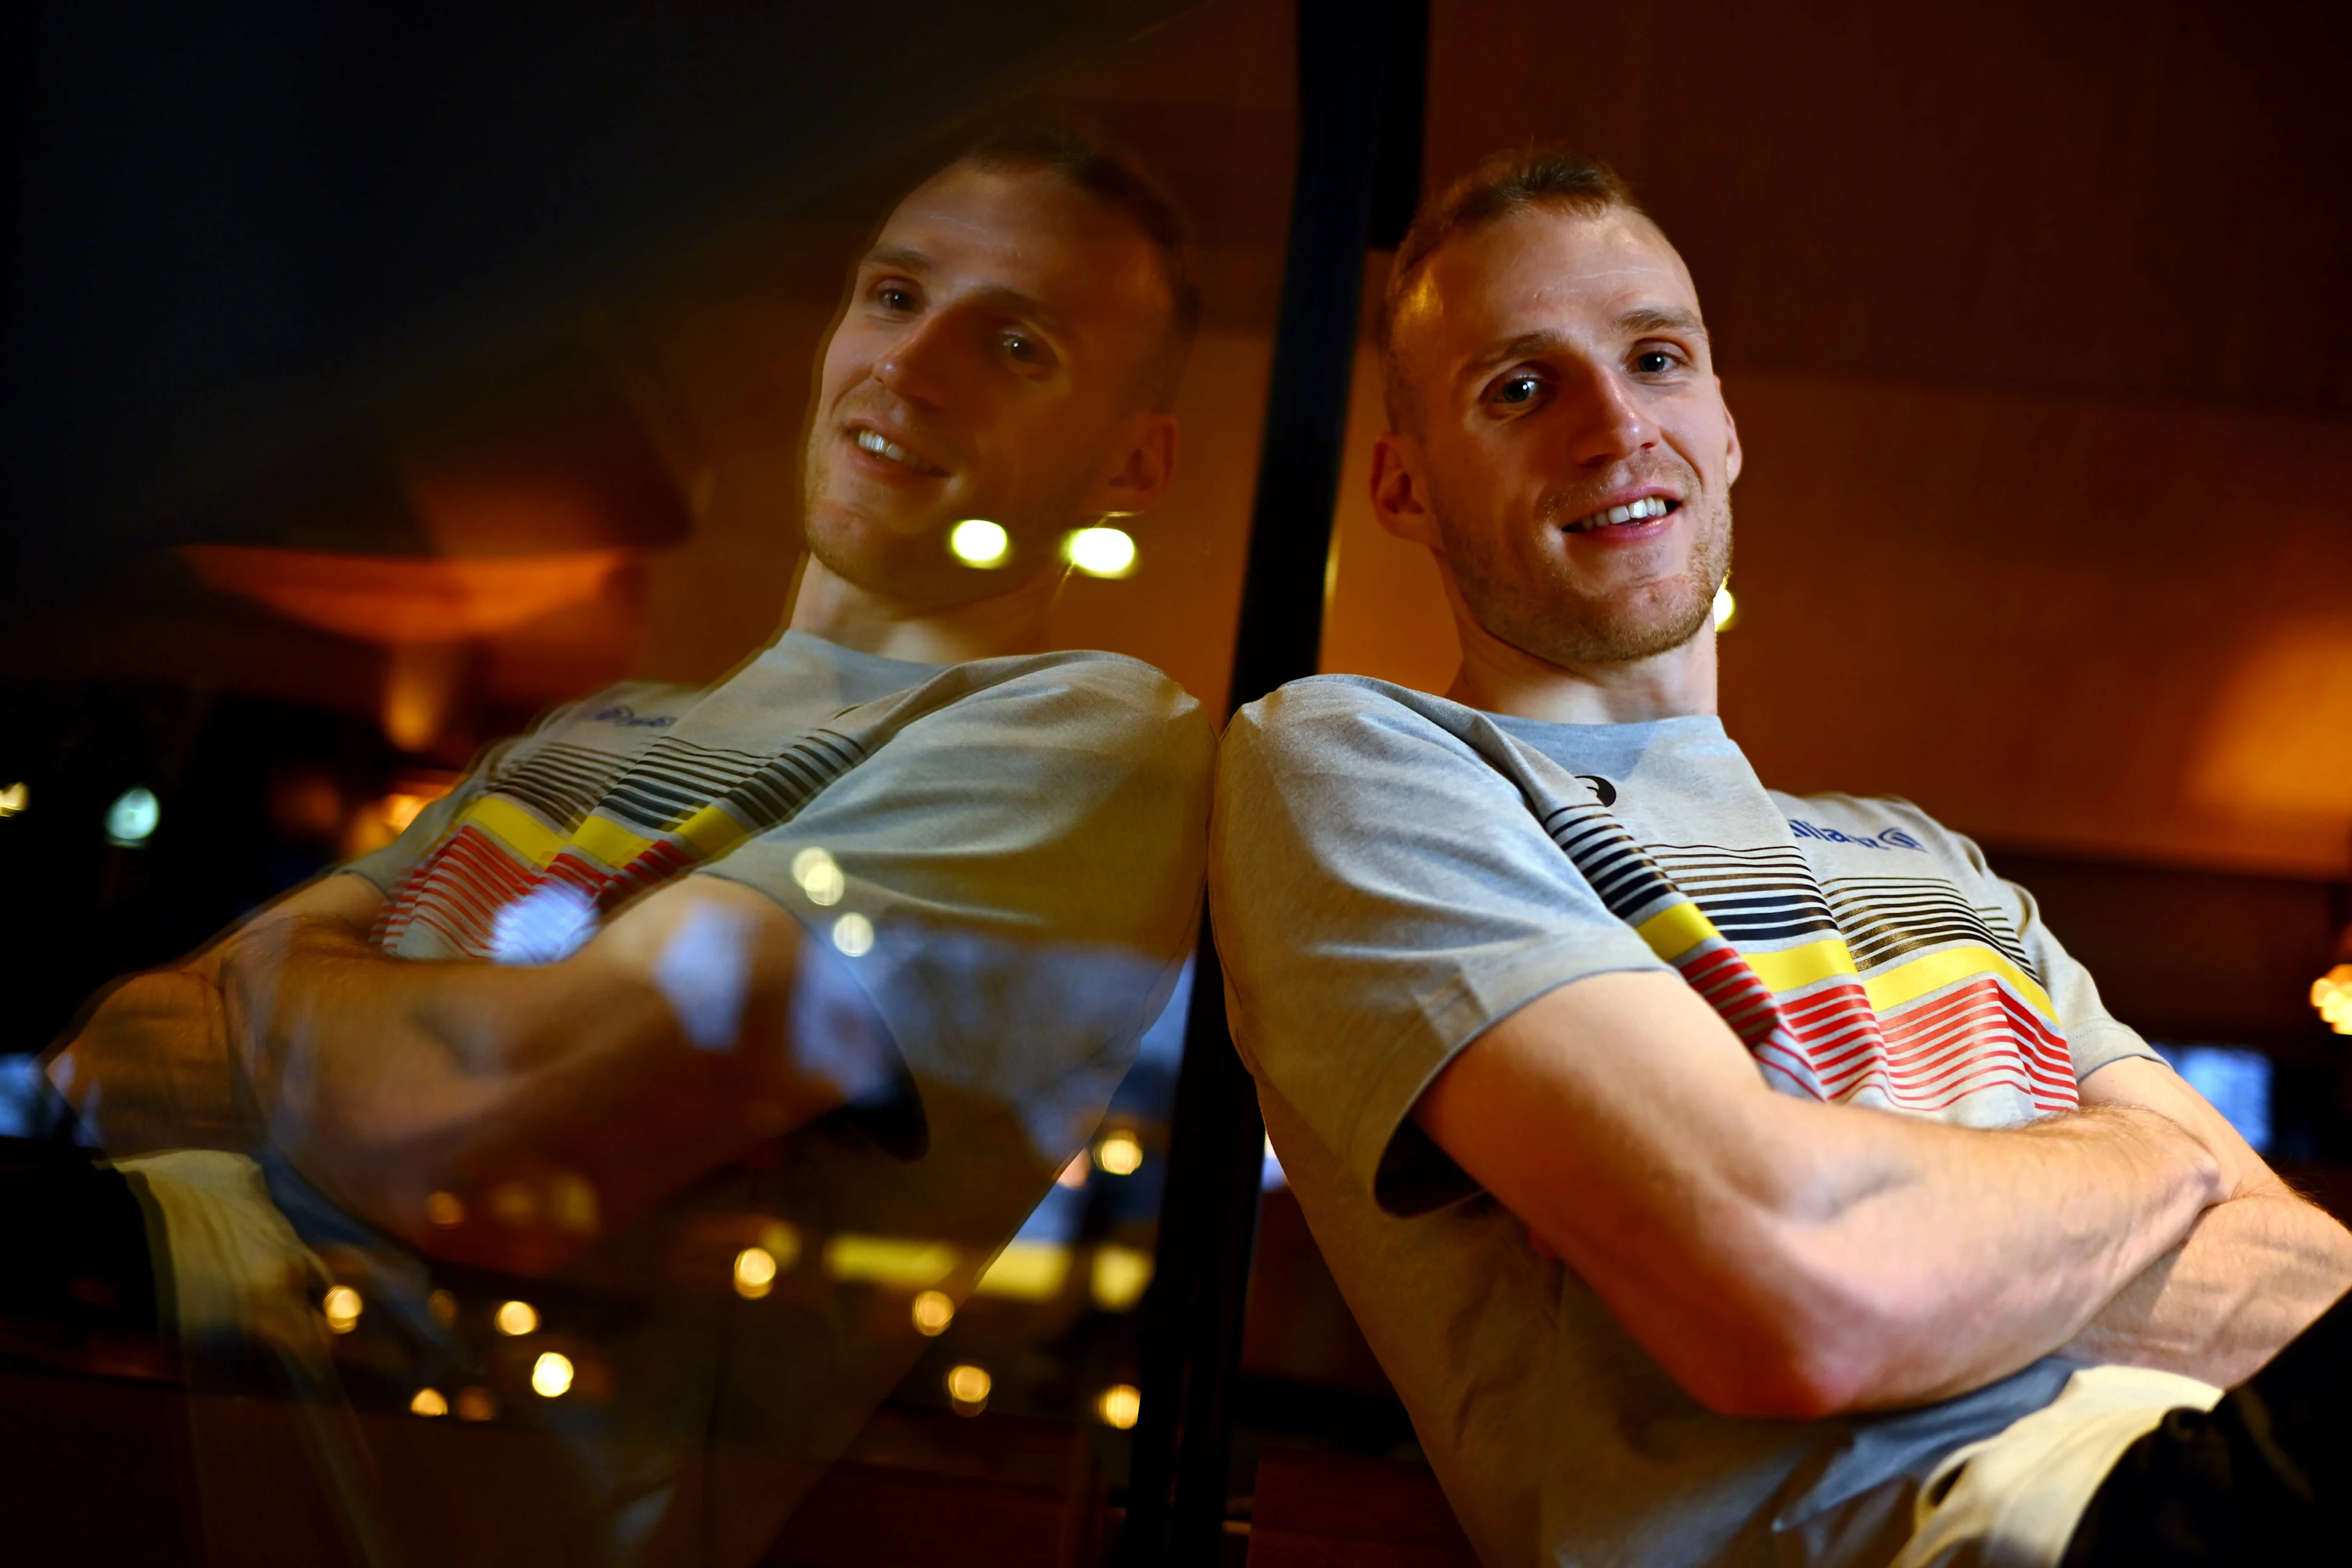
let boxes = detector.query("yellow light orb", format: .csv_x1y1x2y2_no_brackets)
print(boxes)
1713,583,1738,631
791,847,845,906
1096,1384,1142,1430
911,1289,956,1336
409,1388,449,1417
1095,1129,1144,1176
733,1246,777,1299
424,1191,466,1227
946,1362,992,1411
322,1285,363,1334
949,519,1011,567
531,1351,575,1399
1066,526,1137,578
494,1299,539,1336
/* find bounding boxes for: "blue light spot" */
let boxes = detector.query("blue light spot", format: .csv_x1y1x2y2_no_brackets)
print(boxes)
2155,1044,2272,1153
105,786,160,846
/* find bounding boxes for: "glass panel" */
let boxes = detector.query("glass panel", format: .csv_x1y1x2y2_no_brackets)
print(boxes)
0,3,1295,1563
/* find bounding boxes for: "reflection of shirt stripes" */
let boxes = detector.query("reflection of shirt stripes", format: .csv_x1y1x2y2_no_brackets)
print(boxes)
1539,796,2075,1117
374,728,866,958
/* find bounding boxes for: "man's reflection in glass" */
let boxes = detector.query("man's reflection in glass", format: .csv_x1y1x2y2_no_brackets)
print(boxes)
43,120,1211,1568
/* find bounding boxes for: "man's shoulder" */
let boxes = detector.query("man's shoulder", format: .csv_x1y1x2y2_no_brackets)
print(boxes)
1227,675,1472,766
953,649,1212,755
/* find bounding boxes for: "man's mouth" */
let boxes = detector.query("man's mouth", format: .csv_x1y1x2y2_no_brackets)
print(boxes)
851,426,947,477
1564,495,1679,533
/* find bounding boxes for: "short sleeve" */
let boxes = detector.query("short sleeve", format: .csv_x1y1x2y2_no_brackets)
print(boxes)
1210,680,1666,1215
699,657,1215,1163
1932,820,2164,1084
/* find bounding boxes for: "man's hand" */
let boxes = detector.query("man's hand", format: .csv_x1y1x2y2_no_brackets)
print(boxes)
222,876,862,1272
1415,970,2226,1419
2061,1056,2352,1386
45,873,386,1156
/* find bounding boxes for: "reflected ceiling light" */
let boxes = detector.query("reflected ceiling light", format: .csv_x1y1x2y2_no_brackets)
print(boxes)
322,1285,364,1334
530,1351,574,1398
791,847,846,907
409,1388,449,1417
831,911,875,957
824,1234,957,1289
733,1246,777,1299
1066,526,1137,579
494,1299,540,1336
180,545,627,644
1094,1129,1144,1175
946,1363,991,1414
973,1240,1071,1302
426,1191,466,1227
0,782,26,817
105,786,160,846
911,1289,955,1336
1712,582,1738,632
1095,1384,1142,1431
949,519,1011,567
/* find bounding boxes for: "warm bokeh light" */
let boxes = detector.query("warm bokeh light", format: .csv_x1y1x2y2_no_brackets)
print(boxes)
1090,1245,1154,1312
494,1299,540,1336
322,1285,363,1334
946,1363,992,1413
831,911,875,957
949,518,1011,567
531,1351,575,1399
791,846,846,906
1713,582,1738,631
181,544,627,643
2313,965,2352,1035
0,782,26,817
409,1388,449,1417
1095,1129,1144,1175
489,1180,540,1226
824,1235,958,1289
973,1241,1071,1302
105,786,159,846
428,1289,458,1326
454,1387,497,1422
379,793,428,833
733,1246,777,1299
426,1191,466,1227
1095,1384,1142,1430
1066,526,1137,578
1056,1151,1090,1189
911,1289,956,1336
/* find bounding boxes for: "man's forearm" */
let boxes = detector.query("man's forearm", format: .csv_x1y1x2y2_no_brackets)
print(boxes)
2063,1178,2352,1385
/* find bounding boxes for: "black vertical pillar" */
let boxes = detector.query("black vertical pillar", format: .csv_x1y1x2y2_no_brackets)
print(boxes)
1120,2,1426,1563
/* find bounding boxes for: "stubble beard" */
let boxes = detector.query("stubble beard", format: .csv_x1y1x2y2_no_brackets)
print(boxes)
1439,488,1732,668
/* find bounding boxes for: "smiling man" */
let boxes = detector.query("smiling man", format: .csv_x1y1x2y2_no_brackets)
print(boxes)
45,121,1213,1568
1210,148,2352,1567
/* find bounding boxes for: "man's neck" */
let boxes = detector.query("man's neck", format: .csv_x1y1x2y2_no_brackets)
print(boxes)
785,554,1061,666
1446,605,1719,725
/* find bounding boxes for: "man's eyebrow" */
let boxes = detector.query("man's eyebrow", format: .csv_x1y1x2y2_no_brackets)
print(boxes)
1459,307,1711,381
854,247,1070,334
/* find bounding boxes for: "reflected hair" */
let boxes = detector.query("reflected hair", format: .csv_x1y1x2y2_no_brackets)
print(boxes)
957,115,1203,410
1378,146,1646,432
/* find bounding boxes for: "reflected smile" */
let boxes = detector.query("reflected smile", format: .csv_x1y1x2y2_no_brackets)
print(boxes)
850,426,947,477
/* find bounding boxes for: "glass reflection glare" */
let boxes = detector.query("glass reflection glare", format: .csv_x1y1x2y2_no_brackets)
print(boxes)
409,1388,450,1418
911,1289,956,1336
1066,525,1137,578
494,1299,540,1336
948,518,1011,566
1096,1384,1142,1430
531,1352,575,1399
322,1284,363,1334
734,1245,778,1299
946,1363,991,1414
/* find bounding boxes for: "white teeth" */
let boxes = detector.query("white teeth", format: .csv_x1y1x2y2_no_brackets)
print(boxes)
1570,495,1673,531
854,428,926,469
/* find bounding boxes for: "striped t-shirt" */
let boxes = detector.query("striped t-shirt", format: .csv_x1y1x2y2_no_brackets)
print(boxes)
1211,675,2158,1568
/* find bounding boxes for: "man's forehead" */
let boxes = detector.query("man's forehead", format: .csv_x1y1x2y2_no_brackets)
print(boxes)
1406,206,1702,358
862,164,1155,311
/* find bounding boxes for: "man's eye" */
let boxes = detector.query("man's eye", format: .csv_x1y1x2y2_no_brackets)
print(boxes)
1494,375,1542,405
1002,332,1054,368
876,285,917,312
1634,350,1677,374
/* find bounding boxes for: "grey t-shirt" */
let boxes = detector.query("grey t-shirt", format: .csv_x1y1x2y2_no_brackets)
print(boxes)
1210,676,2159,1568
227,630,1213,1568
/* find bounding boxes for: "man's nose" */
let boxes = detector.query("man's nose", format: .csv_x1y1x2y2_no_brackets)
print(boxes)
871,314,961,408
1558,360,1657,467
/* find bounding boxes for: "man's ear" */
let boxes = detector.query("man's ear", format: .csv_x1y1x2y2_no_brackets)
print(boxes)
1721,390,1743,486
1085,413,1179,518
1371,431,1440,549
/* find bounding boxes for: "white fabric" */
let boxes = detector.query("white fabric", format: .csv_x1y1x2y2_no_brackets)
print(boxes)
1892,1364,2223,1568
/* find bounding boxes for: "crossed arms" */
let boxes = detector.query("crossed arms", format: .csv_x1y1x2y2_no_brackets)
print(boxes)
1416,968,2352,1419
51,871,851,1272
